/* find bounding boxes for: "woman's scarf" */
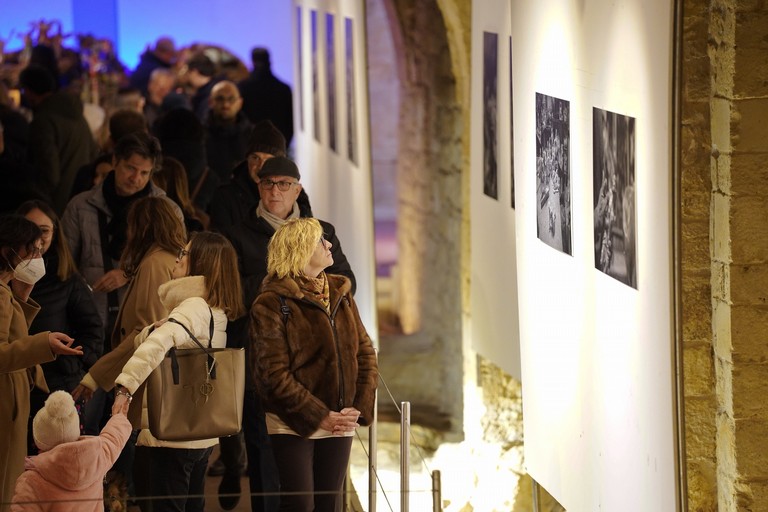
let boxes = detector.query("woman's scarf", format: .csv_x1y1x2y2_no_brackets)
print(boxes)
297,272,330,313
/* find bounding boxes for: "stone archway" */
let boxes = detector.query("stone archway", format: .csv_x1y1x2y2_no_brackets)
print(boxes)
367,0,466,433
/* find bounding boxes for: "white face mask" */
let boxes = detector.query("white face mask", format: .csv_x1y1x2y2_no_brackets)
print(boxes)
13,257,46,285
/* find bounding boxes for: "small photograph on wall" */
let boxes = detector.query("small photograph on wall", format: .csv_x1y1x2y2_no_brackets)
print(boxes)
483,31,499,200
311,9,320,142
326,13,337,152
509,36,515,209
296,6,304,132
593,107,637,288
535,92,571,255
345,17,358,165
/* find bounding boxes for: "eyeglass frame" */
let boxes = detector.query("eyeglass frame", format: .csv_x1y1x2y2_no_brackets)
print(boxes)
258,179,299,192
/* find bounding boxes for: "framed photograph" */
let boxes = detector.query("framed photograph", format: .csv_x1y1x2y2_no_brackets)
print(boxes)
593,107,637,288
509,36,515,209
483,31,499,199
345,17,358,165
535,92,571,255
326,13,337,152
311,9,320,142
296,6,304,132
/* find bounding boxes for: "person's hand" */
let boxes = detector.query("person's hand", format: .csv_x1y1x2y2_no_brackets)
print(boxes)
92,269,129,293
319,408,361,435
71,384,93,402
10,279,34,302
112,391,131,416
340,407,361,422
48,332,83,356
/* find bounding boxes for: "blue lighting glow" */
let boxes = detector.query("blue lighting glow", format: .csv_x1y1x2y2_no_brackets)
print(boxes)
0,0,293,87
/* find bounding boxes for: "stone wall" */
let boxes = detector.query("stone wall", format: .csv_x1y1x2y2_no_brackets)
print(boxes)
681,0,719,509
372,0,466,433
682,0,768,510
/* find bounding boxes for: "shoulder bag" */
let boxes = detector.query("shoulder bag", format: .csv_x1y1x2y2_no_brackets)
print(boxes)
145,308,245,441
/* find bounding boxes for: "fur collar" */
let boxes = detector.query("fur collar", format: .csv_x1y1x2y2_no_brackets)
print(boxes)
157,275,207,311
260,273,351,310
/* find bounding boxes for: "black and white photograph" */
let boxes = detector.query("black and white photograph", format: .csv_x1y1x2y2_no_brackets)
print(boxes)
345,17,358,165
296,6,304,132
509,36,515,209
593,107,637,288
311,9,320,142
483,31,498,200
535,92,571,255
326,13,337,152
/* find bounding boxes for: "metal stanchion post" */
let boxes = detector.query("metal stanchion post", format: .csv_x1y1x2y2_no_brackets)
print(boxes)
432,470,442,511
369,387,378,512
400,401,410,512
532,478,540,512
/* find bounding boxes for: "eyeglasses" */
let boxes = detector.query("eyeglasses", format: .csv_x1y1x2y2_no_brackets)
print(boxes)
259,179,298,192
318,236,327,246
178,248,189,260
213,95,238,103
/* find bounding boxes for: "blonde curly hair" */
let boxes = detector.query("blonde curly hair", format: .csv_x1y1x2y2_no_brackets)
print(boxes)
266,218,324,278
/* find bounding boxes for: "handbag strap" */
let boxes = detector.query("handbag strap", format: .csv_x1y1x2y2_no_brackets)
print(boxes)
166,306,216,382
278,296,290,324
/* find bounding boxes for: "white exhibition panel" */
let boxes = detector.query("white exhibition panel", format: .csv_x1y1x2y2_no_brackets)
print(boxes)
292,0,377,339
472,0,677,510
470,2,522,379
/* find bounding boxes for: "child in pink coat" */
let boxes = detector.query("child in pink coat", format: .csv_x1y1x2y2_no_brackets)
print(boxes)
11,391,131,511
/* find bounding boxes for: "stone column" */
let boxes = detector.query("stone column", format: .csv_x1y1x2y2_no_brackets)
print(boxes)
682,0,768,509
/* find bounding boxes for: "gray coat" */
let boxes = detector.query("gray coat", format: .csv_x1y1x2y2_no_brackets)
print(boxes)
61,180,183,326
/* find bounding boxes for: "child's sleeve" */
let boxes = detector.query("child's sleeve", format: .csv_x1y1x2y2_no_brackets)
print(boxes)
98,413,133,467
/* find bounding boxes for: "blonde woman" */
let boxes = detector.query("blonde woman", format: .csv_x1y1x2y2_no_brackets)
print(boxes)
250,217,378,512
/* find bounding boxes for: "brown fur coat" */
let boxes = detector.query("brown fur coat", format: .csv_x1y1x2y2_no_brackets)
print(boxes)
250,273,378,437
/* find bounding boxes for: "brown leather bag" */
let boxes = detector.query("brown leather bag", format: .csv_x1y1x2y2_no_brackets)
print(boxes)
145,310,244,441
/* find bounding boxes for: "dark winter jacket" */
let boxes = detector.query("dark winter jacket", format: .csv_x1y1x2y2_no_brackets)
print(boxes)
238,70,293,146
155,108,218,210
207,161,313,232
249,273,377,437
205,111,253,185
129,51,172,96
27,92,98,214
224,212,355,314
29,252,103,391
191,77,222,123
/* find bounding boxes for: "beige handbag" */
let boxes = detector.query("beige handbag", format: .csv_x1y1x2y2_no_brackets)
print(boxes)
145,309,244,441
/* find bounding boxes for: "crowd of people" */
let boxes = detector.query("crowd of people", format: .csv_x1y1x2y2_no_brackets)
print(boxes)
0,29,377,512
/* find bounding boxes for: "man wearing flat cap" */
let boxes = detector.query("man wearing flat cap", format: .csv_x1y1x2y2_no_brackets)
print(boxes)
219,155,355,512
225,155,355,309
208,120,312,232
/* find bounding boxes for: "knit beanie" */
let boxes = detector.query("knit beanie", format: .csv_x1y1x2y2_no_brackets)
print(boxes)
33,391,81,452
247,120,287,157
